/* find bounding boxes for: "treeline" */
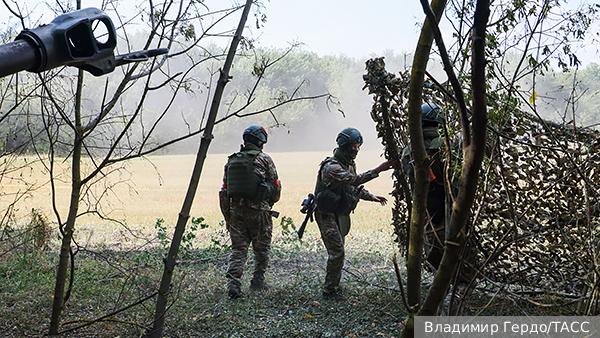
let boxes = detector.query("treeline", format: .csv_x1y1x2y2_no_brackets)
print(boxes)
536,62,600,128
163,47,414,154
1,45,598,155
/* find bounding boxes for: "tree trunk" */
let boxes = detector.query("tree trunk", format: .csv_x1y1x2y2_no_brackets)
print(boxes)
145,0,253,336
405,0,447,315
49,66,85,334
419,0,490,316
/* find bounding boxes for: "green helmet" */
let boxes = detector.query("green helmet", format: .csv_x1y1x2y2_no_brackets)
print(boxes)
243,125,268,146
421,103,443,124
336,127,363,147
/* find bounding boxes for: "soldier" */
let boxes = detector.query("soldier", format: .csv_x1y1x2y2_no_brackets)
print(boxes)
401,103,447,269
401,103,478,284
219,125,281,299
401,103,480,314
314,127,396,301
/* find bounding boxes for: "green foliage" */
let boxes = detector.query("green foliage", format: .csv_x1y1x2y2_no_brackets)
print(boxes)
278,215,298,244
154,218,169,251
0,235,409,337
154,216,206,259
0,209,55,327
185,216,208,250
178,22,196,41
3,226,575,336
0,208,53,269
139,217,230,265
205,221,231,257
27,208,52,252
271,215,318,258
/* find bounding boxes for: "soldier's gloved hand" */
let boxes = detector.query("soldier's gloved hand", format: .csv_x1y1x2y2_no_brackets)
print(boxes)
372,195,388,206
374,159,398,174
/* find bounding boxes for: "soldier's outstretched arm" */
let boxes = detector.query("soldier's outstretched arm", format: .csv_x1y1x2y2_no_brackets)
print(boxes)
326,162,378,186
357,186,388,206
373,159,398,174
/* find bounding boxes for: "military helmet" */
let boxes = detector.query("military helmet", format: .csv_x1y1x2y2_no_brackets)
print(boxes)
243,125,268,145
421,103,443,124
336,127,363,147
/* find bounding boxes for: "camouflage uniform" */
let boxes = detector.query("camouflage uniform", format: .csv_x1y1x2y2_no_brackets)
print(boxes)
315,148,379,294
402,126,478,284
220,143,281,291
401,126,446,268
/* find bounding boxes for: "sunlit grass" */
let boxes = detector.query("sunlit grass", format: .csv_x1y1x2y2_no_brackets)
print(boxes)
1,150,395,246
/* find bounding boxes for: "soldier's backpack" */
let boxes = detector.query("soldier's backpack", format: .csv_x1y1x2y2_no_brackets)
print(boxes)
226,150,261,199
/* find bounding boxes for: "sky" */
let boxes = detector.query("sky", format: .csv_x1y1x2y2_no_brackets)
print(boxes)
0,0,427,58
0,0,596,65
0,0,597,153
250,0,426,59
251,0,598,65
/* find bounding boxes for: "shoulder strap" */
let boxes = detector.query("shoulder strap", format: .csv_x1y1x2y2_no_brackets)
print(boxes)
314,157,334,193
321,156,337,167
245,149,261,157
228,149,261,162
318,156,336,180
318,156,346,191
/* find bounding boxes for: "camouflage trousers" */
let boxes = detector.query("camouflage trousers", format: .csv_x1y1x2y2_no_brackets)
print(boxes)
425,221,479,284
226,207,273,288
315,211,345,293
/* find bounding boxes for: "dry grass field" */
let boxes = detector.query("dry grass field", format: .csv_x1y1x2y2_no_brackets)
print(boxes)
1,149,397,250
1,150,413,337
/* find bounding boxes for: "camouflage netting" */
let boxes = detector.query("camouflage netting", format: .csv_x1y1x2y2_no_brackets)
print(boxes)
364,57,600,312
477,111,600,297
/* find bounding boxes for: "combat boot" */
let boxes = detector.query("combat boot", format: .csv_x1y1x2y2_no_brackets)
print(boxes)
228,285,242,299
249,279,270,291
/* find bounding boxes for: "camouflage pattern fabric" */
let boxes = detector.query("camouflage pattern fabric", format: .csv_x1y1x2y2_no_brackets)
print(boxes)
318,158,378,200
222,143,281,212
220,143,281,289
315,148,379,293
226,207,273,288
315,211,344,293
401,127,478,283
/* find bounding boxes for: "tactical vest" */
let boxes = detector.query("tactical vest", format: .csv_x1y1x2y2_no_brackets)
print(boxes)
314,156,360,215
226,149,261,199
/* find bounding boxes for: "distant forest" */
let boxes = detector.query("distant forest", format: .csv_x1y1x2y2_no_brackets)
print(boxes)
2,46,598,155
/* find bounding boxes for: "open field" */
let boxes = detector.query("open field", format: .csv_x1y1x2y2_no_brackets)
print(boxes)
1,151,578,337
1,150,396,248
0,150,420,337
